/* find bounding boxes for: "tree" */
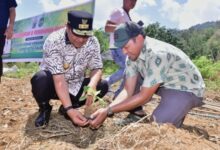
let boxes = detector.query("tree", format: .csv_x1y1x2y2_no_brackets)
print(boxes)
144,22,182,49
178,28,215,59
207,30,220,61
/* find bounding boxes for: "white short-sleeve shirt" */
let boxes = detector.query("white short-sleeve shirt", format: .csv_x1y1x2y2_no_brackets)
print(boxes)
108,8,131,48
125,36,205,97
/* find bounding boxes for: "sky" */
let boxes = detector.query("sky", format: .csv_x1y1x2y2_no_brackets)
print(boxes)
16,0,220,30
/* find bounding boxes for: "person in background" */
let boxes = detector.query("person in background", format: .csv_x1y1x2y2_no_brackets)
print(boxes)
105,0,137,98
104,0,146,122
0,0,17,83
90,22,205,129
31,10,108,127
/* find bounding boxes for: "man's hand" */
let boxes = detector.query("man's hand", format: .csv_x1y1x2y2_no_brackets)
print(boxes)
4,26,14,39
80,86,100,106
89,108,108,129
85,95,93,106
67,109,89,126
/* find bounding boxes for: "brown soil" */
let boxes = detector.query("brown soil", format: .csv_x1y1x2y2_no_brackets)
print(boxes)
0,76,220,150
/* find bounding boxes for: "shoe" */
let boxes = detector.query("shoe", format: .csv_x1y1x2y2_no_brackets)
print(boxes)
115,113,147,126
35,103,52,127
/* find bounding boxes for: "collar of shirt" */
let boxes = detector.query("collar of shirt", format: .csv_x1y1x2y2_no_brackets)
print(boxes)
137,40,148,61
65,31,71,45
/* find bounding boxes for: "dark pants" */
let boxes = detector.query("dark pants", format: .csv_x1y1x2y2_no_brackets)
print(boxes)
0,28,6,78
31,70,109,107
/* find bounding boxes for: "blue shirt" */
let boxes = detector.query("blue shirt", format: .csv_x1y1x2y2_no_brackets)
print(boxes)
0,0,17,29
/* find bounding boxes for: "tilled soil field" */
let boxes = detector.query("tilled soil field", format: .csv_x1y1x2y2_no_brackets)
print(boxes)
0,76,220,150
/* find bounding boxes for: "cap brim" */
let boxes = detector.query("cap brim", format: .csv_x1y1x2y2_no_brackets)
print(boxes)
114,39,129,49
73,29,93,36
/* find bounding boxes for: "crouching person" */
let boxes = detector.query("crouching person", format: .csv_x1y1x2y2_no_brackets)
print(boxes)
31,10,108,127
90,22,205,128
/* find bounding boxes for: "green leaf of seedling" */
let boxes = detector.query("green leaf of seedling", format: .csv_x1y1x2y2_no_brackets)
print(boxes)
94,90,101,96
79,95,87,101
97,97,106,107
79,86,105,105
83,86,90,92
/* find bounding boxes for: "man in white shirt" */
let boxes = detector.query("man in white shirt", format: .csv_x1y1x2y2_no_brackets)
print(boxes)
89,22,205,129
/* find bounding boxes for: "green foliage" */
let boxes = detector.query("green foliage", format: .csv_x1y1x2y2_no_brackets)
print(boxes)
207,30,220,61
193,56,220,80
79,86,101,101
144,22,220,61
79,86,106,107
178,28,215,59
193,56,220,90
4,62,39,78
94,29,109,53
144,22,181,48
103,60,119,75
205,79,220,91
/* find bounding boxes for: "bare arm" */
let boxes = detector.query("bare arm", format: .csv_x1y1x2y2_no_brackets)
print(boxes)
53,74,72,107
53,74,88,126
90,75,160,128
88,69,102,89
111,83,160,113
110,75,139,106
5,7,16,39
89,75,138,127
104,20,117,33
85,69,102,106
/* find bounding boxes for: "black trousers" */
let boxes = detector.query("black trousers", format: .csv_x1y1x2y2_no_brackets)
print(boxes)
0,28,6,77
31,70,109,108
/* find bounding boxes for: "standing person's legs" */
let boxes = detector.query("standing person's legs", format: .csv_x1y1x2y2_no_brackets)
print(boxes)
151,88,203,128
0,30,6,83
31,70,57,127
106,48,126,88
113,75,125,99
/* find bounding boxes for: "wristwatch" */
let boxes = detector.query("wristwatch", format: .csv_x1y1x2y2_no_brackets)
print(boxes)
64,106,73,113
107,106,114,117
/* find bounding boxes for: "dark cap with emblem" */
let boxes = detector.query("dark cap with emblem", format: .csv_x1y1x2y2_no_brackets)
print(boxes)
67,10,93,36
114,21,144,48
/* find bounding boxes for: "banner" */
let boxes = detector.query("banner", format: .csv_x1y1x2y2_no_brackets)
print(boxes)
3,0,95,62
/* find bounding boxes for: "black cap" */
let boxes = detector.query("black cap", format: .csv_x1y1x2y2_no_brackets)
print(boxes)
114,22,144,48
67,10,93,36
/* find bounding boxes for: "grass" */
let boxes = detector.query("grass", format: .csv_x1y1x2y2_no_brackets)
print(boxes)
193,56,220,91
4,62,39,78
204,79,220,91
3,60,118,78
3,58,220,91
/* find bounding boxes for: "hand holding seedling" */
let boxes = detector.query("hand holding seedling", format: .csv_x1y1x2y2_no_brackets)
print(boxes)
80,86,100,106
66,108,89,126
79,86,106,122
89,108,108,129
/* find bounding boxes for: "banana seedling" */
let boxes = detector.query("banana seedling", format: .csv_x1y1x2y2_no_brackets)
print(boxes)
79,86,106,119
